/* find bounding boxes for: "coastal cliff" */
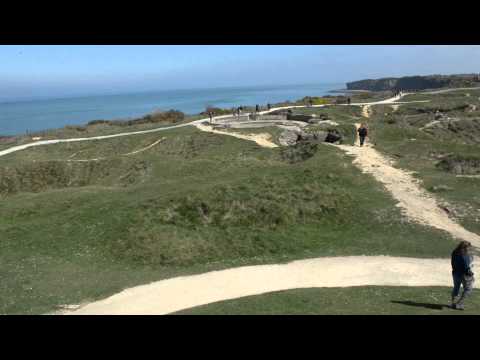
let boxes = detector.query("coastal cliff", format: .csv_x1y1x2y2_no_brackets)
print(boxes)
346,74,480,91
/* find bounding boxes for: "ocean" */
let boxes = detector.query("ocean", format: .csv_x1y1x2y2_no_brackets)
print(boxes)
0,83,344,136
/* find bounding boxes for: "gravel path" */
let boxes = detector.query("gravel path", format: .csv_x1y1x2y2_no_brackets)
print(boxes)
58,255,477,315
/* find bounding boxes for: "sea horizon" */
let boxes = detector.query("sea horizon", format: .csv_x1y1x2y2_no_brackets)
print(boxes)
0,82,345,136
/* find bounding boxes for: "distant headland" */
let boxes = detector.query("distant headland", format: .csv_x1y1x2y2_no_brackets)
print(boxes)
346,73,480,92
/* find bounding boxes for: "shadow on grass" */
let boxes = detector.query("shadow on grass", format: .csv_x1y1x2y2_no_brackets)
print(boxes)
391,300,449,310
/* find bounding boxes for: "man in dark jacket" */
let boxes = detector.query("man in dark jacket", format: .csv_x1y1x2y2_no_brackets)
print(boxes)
451,241,475,310
358,123,368,147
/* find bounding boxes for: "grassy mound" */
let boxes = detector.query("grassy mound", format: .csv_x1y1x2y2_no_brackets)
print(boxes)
0,158,150,196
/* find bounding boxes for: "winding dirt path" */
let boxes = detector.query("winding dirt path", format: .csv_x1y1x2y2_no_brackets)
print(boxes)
362,105,371,118
337,125,480,247
58,255,478,315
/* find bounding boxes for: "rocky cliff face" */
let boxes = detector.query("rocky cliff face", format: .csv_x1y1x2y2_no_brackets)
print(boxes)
346,74,480,91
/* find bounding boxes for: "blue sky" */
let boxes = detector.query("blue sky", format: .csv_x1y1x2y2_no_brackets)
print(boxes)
0,45,479,101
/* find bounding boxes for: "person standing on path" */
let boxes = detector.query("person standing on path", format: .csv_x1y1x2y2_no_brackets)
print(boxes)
357,123,368,147
451,241,475,310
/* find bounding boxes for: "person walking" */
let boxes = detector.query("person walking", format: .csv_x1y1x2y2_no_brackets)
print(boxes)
208,111,213,125
357,123,368,147
347,97,351,105
255,104,260,113
451,241,475,310
267,103,271,111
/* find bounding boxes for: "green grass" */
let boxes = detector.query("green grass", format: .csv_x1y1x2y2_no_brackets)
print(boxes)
349,91,395,103
293,105,363,125
1,113,203,143
0,125,457,314
366,93,480,235
2,89,479,315
174,286,480,315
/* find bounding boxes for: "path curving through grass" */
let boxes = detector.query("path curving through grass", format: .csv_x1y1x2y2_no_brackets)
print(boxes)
58,255,478,315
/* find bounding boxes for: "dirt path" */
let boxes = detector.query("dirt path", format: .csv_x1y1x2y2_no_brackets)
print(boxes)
123,137,166,155
337,124,480,247
58,255,477,315
60,138,167,162
194,124,278,148
421,87,480,95
362,105,371,118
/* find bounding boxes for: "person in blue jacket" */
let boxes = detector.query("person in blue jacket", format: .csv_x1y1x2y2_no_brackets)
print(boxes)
451,241,475,310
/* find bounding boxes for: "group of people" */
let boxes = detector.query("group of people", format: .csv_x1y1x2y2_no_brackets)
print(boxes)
229,104,265,118
230,107,244,118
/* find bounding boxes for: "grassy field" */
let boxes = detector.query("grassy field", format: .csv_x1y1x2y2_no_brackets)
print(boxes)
348,90,396,103
366,89,480,235
2,88,479,315
174,286,480,315
0,123,458,314
293,105,363,125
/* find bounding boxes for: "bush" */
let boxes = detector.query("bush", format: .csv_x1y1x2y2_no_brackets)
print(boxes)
64,125,87,132
86,110,185,128
87,119,112,126
334,124,357,145
436,154,480,175
300,96,331,105
201,107,232,116
280,141,319,164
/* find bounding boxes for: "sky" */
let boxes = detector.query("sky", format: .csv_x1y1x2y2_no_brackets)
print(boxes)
0,45,479,102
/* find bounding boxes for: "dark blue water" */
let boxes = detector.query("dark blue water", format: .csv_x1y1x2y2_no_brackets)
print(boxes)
0,83,343,135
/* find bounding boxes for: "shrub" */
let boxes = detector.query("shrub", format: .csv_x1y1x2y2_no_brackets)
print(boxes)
436,154,480,175
280,141,319,164
300,96,331,105
201,107,232,116
86,110,185,128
